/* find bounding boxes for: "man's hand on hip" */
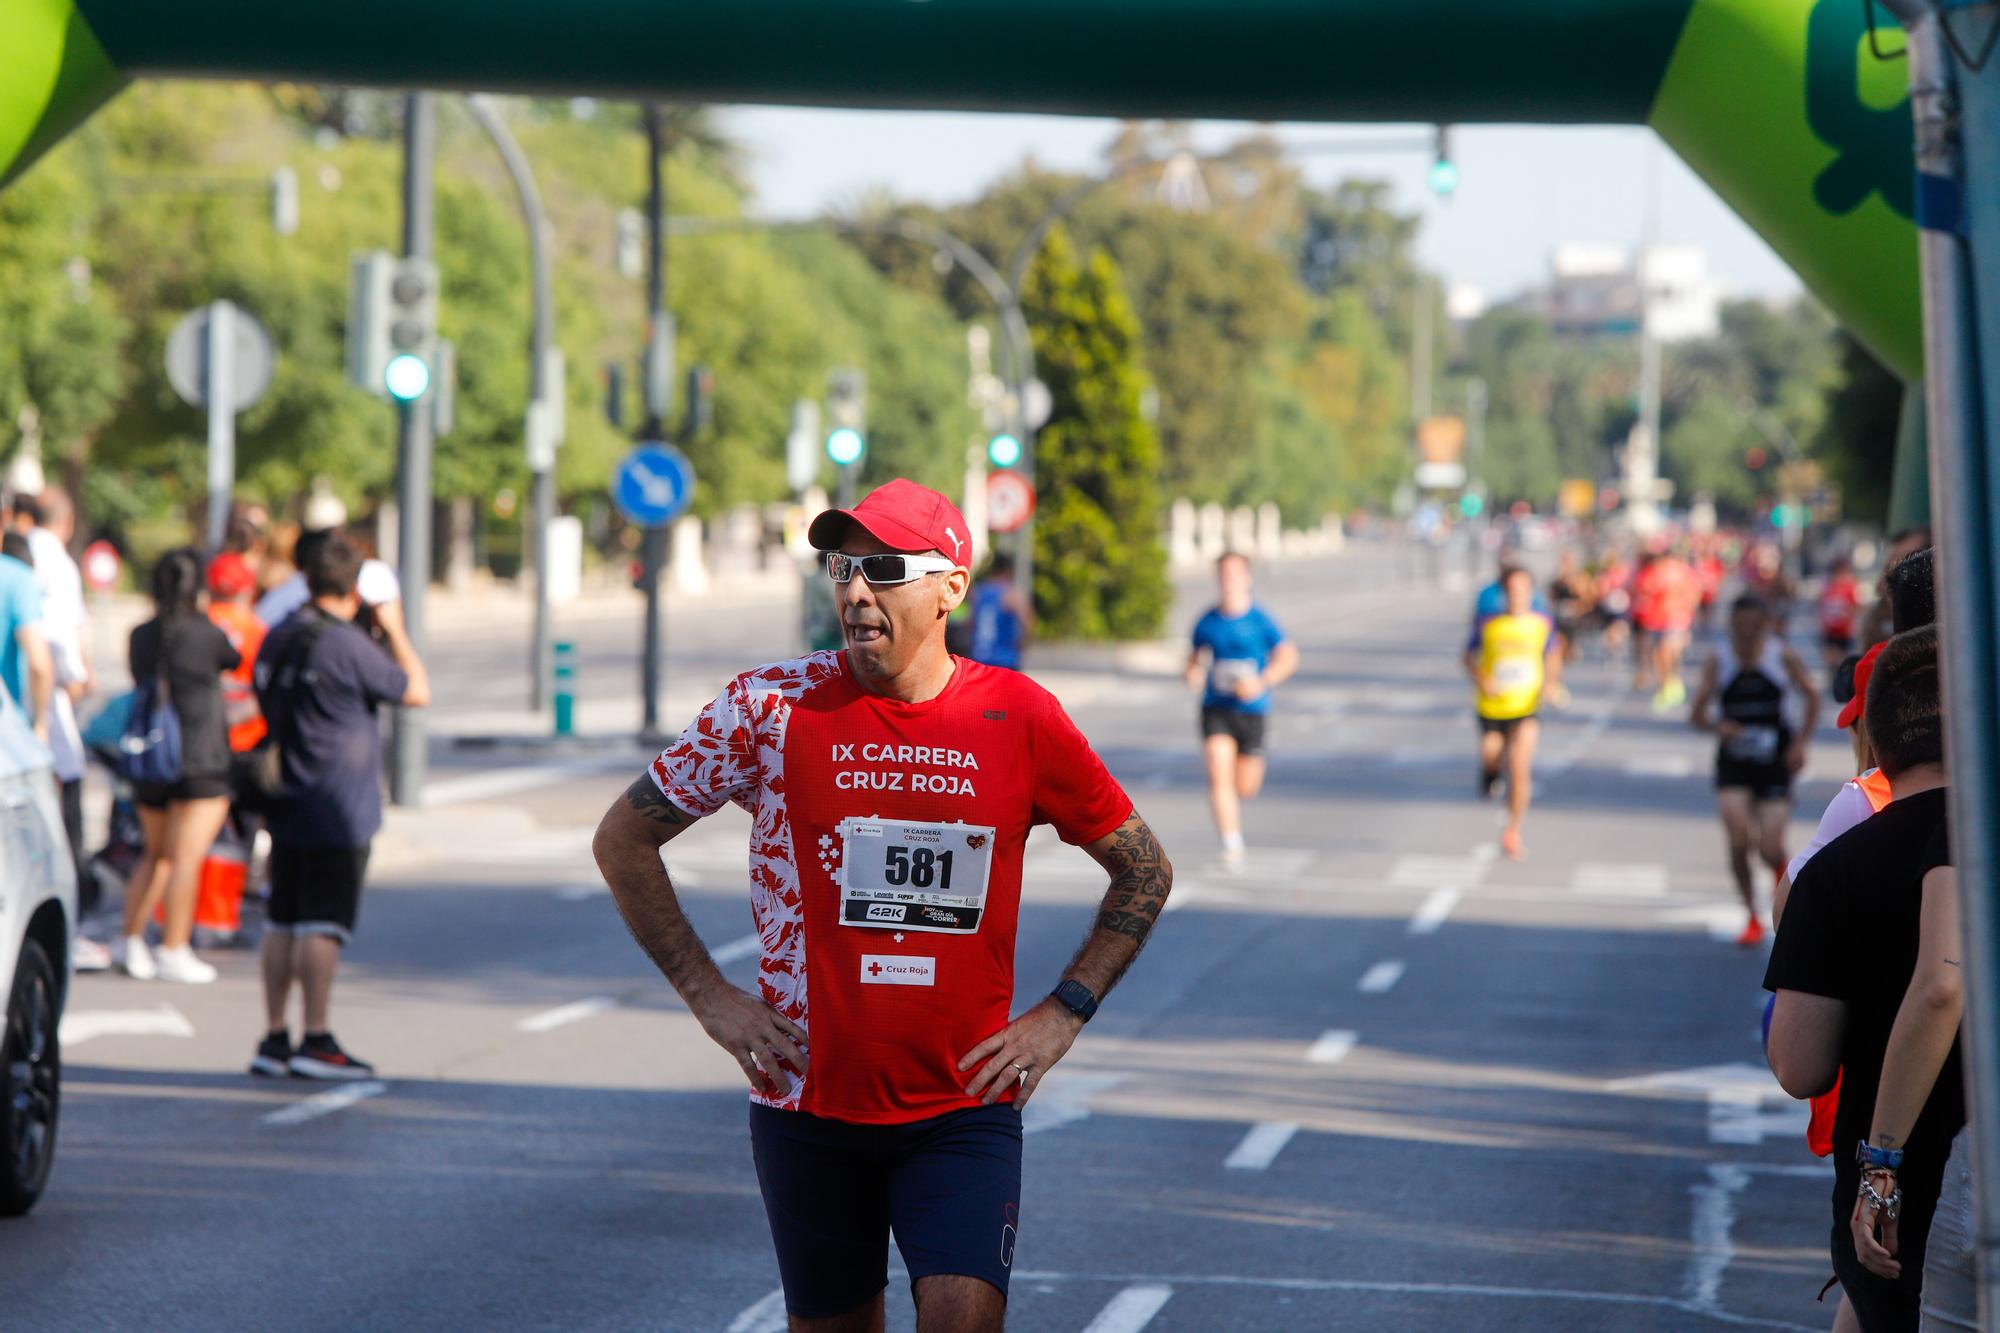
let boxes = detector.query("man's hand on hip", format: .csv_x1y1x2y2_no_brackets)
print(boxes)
958,997,1084,1111
690,982,809,1099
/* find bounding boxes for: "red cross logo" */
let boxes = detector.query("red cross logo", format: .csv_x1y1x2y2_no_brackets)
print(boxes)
868,962,884,977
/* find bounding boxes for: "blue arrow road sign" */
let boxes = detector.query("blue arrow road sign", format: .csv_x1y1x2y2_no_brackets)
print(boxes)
613,442,695,528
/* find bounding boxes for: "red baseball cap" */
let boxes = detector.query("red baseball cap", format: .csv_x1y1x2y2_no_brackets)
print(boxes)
207,552,255,599
809,479,973,568
1839,641,1885,730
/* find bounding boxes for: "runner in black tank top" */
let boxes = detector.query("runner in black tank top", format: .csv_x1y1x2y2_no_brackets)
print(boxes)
1690,594,1821,947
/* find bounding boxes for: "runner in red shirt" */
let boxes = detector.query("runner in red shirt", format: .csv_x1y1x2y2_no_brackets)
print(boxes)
593,479,1173,1332
1818,554,1863,674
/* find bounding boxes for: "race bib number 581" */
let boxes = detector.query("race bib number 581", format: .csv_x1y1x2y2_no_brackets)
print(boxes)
838,818,997,934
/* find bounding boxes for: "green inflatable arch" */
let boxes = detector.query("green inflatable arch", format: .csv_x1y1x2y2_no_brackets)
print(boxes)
4,0,1919,377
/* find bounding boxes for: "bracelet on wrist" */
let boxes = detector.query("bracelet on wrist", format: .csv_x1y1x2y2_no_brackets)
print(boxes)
1856,1140,1904,1172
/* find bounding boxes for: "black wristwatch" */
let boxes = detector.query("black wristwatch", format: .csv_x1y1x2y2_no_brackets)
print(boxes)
1052,979,1099,1023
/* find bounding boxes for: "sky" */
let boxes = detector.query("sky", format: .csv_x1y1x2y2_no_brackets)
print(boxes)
718,108,1804,305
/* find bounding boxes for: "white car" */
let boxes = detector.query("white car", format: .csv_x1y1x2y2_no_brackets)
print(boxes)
0,688,75,1216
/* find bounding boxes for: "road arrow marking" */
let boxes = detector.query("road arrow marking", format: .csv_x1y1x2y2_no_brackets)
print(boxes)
262,1080,388,1127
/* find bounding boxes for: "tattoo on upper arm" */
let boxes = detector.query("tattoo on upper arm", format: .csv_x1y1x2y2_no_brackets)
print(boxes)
1093,816,1172,948
622,776,693,829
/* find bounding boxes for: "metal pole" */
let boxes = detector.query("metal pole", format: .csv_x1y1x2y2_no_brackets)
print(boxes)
203,299,235,552
1627,144,1665,535
1892,6,2000,1319
390,92,435,807
640,103,667,739
464,95,557,715
1411,274,1433,425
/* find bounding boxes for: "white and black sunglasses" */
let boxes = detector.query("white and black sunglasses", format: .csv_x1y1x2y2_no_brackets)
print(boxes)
824,552,958,586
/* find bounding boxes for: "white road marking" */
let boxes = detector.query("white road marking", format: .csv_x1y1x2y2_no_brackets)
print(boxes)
59,1004,194,1047
1571,862,1670,897
1626,754,1696,779
1357,960,1406,994
1470,842,1498,863
1021,1072,1127,1136
1390,855,1487,889
1536,701,1615,777
423,756,633,808
1687,1163,1751,1313
1604,1062,1808,1145
1080,1284,1174,1333
262,1080,388,1127
1658,904,1754,942
517,996,616,1033
1008,1268,1817,1332
725,1288,788,1333
1409,887,1461,934
1307,1029,1357,1065
711,933,762,966
555,882,606,900
1224,1121,1299,1171
1161,885,1199,914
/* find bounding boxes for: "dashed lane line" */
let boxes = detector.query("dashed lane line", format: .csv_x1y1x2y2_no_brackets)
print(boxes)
712,933,762,965
1409,887,1461,935
1080,1284,1174,1333
1224,1121,1300,1171
1357,960,1407,994
725,1288,787,1333
517,996,616,1034
262,1081,388,1127
1307,1030,1357,1065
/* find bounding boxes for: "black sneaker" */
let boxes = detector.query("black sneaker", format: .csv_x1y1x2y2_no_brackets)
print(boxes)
288,1034,376,1081
249,1032,294,1078
1479,767,1501,799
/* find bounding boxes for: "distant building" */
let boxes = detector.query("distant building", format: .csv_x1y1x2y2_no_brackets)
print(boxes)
1530,243,1723,343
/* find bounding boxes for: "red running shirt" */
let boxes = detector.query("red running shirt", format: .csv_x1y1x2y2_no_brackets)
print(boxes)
650,651,1132,1125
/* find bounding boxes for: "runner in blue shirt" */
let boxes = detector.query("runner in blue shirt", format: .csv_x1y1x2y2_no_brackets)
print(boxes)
968,554,1031,671
1185,552,1298,867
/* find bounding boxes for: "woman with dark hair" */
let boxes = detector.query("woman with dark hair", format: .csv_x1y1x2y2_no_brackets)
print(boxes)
119,547,239,983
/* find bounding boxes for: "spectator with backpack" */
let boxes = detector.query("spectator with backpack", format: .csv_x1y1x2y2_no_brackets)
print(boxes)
118,548,239,984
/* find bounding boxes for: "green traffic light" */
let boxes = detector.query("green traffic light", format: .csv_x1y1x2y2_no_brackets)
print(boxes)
1459,492,1484,517
385,352,430,402
1429,159,1459,198
826,427,865,466
987,433,1022,468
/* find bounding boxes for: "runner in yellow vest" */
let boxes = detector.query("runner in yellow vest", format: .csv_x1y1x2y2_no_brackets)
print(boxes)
1465,567,1557,861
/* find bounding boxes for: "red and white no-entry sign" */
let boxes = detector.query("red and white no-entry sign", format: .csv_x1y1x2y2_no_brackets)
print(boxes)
82,540,121,592
986,471,1036,534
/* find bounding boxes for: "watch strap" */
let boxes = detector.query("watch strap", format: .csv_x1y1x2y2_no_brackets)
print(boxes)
1053,979,1099,1022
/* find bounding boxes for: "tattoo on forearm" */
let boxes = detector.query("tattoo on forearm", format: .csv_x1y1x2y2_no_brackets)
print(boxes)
1090,817,1173,958
622,776,692,829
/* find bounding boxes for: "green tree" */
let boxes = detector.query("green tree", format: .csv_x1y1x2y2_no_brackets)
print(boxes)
1021,229,1167,639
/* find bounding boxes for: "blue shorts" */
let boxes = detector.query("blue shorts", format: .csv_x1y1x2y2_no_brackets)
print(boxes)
748,1101,1023,1319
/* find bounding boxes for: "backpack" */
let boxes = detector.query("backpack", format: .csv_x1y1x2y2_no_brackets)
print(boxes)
233,611,329,814
117,629,183,786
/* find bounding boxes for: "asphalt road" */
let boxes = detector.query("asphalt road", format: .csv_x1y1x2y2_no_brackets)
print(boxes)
10,540,1854,1331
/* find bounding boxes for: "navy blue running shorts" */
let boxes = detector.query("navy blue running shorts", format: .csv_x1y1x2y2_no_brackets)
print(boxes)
748,1101,1024,1320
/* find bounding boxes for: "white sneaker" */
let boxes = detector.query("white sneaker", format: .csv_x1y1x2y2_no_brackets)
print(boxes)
152,946,217,985
119,935,156,980
71,936,113,973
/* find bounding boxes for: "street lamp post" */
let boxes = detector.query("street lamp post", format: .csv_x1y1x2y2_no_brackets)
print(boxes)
462,95,558,716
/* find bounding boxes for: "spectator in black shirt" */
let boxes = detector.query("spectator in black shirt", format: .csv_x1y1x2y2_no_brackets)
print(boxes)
251,535,428,1081
118,549,240,986
1766,625,1951,1332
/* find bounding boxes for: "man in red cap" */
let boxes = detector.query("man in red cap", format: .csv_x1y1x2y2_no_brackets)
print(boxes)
593,478,1174,1332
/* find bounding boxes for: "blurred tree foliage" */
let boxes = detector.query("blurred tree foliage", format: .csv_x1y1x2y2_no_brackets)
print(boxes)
0,85,973,546
1022,229,1167,639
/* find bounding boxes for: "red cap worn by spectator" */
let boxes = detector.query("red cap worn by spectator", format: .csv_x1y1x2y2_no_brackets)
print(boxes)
207,552,255,599
1838,641,1885,730
808,479,973,568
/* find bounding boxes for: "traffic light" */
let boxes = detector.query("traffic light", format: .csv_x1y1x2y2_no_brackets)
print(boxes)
1458,491,1484,518
1745,446,1767,470
346,252,393,397
987,433,1022,468
1429,125,1459,200
386,255,439,399
826,427,865,467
